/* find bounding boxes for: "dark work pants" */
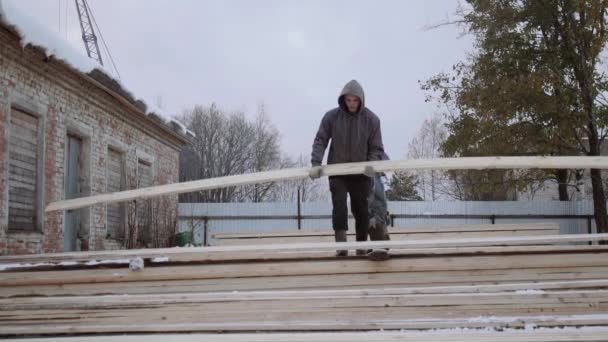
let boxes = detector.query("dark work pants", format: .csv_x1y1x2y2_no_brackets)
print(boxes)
329,175,370,242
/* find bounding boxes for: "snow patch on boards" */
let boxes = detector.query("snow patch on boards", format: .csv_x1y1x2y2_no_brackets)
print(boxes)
0,259,123,271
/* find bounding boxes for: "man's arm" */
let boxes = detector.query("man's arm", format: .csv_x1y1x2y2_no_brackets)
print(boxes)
367,118,385,161
311,114,331,166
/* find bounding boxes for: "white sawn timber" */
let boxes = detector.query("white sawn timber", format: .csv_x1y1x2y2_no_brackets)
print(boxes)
46,156,608,212
1,234,608,267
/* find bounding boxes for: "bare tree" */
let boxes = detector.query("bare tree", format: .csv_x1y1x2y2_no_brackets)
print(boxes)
406,112,450,200
178,103,283,203
270,154,329,202
240,104,282,202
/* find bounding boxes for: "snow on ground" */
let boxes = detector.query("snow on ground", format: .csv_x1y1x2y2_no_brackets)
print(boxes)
151,256,170,263
392,325,608,334
0,262,55,271
514,289,546,294
0,258,135,271
84,259,132,266
0,256,176,271
0,0,194,137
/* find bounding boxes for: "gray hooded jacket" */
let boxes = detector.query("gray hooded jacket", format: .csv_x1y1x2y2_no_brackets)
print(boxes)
311,80,385,166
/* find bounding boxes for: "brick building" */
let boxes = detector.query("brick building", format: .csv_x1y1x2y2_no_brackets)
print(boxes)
0,5,190,254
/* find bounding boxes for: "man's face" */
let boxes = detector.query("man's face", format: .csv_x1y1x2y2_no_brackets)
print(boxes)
344,95,360,113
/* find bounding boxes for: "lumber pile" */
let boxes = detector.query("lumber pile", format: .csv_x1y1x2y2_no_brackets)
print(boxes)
211,222,561,246
1,231,608,341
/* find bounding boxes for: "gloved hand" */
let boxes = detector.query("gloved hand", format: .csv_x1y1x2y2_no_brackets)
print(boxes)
369,217,377,230
363,165,376,177
309,166,322,180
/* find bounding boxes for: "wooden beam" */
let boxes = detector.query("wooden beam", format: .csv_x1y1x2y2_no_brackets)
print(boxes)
4,280,608,308
2,311,608,335
2,234,608,268
214,230,557,246
45,156,608,212
7,328,608,342
3,317,608,335
2,244,597,265
212,223,560,239
4,266,608,298
2,251,607,286
1,234,608,267
3,291,607,325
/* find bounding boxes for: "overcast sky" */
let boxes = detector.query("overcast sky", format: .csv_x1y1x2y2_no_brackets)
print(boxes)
8,0,472,160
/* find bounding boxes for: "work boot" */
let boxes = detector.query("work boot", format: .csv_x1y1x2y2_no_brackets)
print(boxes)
369,221,390,241
334,230,348,257
368,220,390,261
368,248,390,261
356,249,372,256
355,228,368,257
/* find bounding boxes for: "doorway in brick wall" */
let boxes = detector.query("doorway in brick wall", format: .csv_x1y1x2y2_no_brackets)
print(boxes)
64,134,83,251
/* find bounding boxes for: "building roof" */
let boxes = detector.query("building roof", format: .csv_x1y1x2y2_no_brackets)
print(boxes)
0,0,194,140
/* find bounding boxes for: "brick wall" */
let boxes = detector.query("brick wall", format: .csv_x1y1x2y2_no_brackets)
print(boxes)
0,26,184,255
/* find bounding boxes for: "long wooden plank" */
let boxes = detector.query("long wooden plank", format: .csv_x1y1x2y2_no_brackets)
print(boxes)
1,236,607,267
3,311,608,335
8,328,608,342
212,223,560,239
5,282,608,308
14,233,608,257
4,299,604,323
2,252,607,286
4,292,607,326
6,279,608,304
213,228,560,241
215,230,556,246
45,156,608,212
140,233,608,253
4,318,608,336
5,296,606,321
4,266,608,297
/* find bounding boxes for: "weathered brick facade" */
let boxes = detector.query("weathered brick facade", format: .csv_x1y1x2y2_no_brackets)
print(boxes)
0,24,187,255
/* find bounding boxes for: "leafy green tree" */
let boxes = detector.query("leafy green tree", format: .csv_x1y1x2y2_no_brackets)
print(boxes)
423,0,608,231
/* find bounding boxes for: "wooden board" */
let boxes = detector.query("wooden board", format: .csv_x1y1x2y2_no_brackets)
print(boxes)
4,290,608,320
1,235,606,268
1,234,607,268
7,328,608,342
0,291,608,334
4,265,608,298
212,223,561,239
213,229,558,246
45,156,608,212
5,281,608,308
3,251,608,287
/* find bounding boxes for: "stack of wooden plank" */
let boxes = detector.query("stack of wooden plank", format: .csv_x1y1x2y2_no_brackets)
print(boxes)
1,229,608,341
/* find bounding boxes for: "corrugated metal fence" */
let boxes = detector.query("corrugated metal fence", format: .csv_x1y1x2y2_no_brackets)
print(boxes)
178,201,597,246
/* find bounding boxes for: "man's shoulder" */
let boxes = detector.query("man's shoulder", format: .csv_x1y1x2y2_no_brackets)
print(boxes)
322,108,340,120
362,108,380,122
325,107,340,116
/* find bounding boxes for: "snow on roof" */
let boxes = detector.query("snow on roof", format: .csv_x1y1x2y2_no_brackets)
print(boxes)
0,0,194,139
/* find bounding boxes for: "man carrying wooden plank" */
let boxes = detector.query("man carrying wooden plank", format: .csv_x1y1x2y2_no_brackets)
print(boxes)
309,79,385,257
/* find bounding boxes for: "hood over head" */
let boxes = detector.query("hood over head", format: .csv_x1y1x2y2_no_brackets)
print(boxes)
338,80,365,114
